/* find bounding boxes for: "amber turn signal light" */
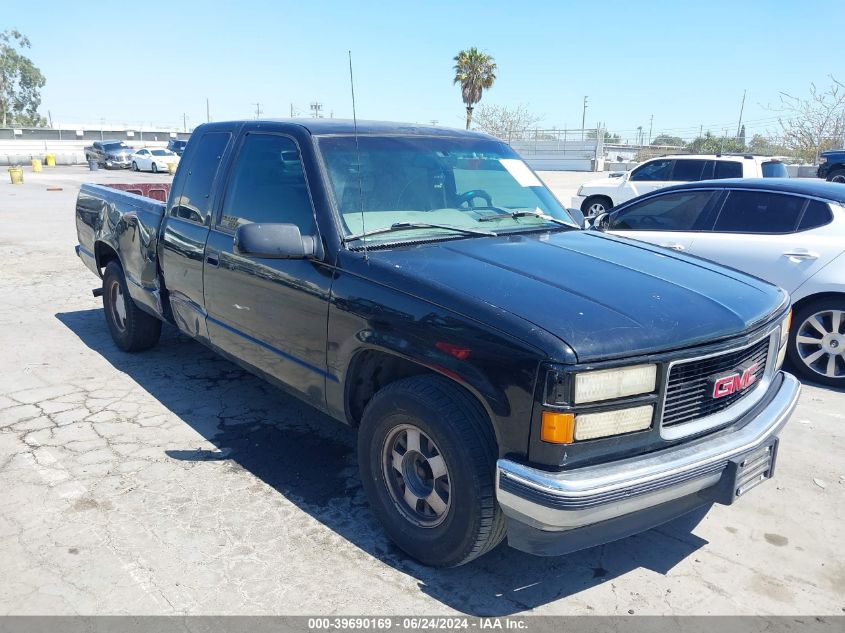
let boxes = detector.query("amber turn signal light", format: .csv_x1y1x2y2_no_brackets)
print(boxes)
541,411,575,444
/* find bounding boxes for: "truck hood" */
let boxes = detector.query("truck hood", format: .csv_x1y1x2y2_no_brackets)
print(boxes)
363,231,787,362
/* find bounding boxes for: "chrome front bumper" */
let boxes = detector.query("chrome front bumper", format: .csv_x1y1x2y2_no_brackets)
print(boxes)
497,371,801,555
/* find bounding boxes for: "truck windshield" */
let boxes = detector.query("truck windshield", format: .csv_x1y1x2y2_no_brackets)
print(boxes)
317,135,577,243
103,142,129,151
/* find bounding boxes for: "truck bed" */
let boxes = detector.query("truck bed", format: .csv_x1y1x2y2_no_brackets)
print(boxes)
75,183,169,319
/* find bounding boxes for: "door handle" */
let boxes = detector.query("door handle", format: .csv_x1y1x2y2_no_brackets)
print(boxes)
783,251,819,261
660,243,686,251
206,255,219,267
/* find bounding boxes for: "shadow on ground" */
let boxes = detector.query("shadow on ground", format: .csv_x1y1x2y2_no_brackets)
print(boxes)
57,308,711,615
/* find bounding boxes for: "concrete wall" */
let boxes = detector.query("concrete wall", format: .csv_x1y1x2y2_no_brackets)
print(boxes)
0,127,189,165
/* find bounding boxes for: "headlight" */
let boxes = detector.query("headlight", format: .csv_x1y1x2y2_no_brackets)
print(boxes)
540,405,654,443
819,156,827,164
573,364,657,404
574,405,654,440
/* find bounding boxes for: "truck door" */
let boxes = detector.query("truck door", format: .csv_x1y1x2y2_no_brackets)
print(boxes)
159,130,232,340
203,131,333,409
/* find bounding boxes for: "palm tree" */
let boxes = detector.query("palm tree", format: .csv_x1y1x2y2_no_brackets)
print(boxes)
453,48,496,130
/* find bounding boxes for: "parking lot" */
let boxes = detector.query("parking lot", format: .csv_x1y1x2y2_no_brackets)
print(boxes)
0,166,843,616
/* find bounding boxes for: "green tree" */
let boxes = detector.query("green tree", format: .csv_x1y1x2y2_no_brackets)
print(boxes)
0,29,46,127
686,131,746,154
650,134,685,146
453,47,496,130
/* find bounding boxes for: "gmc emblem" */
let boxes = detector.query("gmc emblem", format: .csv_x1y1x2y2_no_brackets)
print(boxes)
709,362,760,399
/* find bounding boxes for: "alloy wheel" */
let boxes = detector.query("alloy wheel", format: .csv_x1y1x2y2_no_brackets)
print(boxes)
795,309,845,379
109,279,127,333
382,424,451,528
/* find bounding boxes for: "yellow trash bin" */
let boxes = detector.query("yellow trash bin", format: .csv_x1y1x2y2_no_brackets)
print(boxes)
9,167,24,184
166,162,177,175
45,154,56,167
31,158,43,172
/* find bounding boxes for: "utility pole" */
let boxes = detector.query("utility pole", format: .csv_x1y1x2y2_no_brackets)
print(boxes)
252,103,263,119
206,98,211,123
648,114,653,145
581,96,588,140
182,113,188,133
637,126,642,146
310,102,323,118
736,89,746,138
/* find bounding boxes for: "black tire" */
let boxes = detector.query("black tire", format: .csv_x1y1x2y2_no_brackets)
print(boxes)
786,296,845,387
581,195,613,218
151,163,158,174
358,375,505,567
826,169,845,184
131,161,138,172
102,261,162,352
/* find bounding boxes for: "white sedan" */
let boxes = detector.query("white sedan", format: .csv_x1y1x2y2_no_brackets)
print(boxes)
596,178,845,387
130,148,179,173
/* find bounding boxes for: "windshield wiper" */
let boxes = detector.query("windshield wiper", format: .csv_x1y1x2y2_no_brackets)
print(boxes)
476,210,574,227
346,222,497,241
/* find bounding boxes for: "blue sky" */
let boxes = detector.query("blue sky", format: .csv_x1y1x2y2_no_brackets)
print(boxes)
7,0,843,141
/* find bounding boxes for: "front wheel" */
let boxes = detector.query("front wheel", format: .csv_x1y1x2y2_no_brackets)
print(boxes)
358,376,505,567
151,163,158,174
787,297,845,387
102,261,162,352
826,169,845,184
581,195,612,218
131,161,138,172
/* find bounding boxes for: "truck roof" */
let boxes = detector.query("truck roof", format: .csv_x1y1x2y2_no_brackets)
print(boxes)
198,118,495,139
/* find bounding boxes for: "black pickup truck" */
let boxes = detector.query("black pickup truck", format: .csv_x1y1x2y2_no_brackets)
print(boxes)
75,120,799,567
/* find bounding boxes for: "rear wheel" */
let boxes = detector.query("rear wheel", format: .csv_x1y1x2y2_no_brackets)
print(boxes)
787,297,845,387
581,195,612,218
826,169,845,184
102,261,162,352
358,375,505,567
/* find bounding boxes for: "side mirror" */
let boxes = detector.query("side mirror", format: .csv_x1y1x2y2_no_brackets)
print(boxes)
592,212,610,232
566,207,586,229
234,223,318,259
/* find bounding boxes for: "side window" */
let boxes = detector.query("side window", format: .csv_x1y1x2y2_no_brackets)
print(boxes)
170,132,230,224
218,134,316,234
630,159,674,182
762,161,789,178
609,190,717,231
713,161,743,179
713,191,804,233
798,200,833,231
671,159,708,182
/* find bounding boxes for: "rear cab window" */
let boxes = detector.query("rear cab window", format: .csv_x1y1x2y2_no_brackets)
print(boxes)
168,132,231,224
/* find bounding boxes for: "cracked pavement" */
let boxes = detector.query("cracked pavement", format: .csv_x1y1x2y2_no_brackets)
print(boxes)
0,167,843,616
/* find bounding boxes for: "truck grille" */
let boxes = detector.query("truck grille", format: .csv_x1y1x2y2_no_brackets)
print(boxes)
662,336,770,428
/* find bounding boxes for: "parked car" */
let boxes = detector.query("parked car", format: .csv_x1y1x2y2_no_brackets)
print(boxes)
131,148,179,173
84,140,134,169
818,149,845,183
75,120,798,567
594,178,845,386
167,138,188,156
574,154,789,217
